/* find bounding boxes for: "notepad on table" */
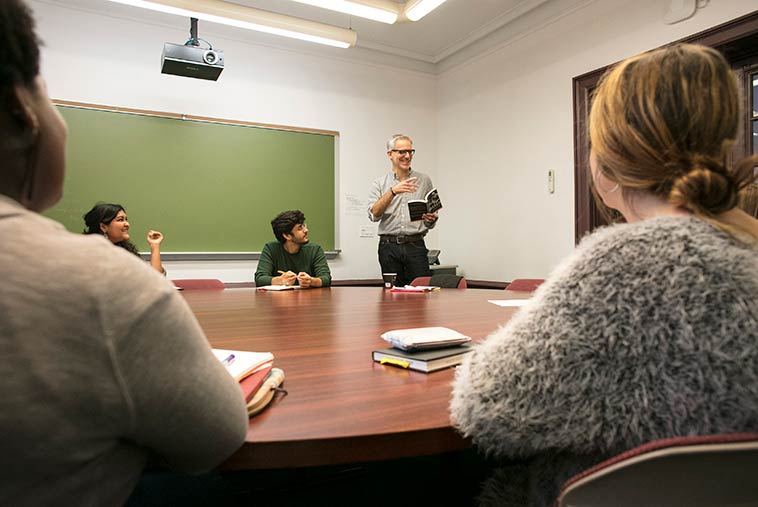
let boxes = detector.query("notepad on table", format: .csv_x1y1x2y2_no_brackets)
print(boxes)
390,285,440,293
488,299,529,307
372,344,472,373
256,285,301,291
381,326,471,351
212,348,274,382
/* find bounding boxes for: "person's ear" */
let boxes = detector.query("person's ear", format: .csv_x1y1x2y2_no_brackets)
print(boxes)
282,232,292,242
7,84,40,147
100,223,108,235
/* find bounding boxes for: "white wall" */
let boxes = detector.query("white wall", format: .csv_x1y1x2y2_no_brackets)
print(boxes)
30,0,757,283
30,0,438,282
436,0,757,282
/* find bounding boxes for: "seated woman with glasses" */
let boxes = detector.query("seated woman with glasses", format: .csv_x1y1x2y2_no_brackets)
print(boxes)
83,202,166,274
451,44,758,507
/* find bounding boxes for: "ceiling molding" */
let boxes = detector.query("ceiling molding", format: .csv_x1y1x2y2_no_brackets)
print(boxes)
356,39,437,63
433,0,551,62
435,0,598,75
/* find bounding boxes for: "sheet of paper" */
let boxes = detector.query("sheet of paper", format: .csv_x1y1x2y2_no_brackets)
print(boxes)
359,225,376,238
344,194,366,216
488,299,529,307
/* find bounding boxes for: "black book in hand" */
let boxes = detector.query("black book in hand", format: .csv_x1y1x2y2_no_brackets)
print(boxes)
408,188,442,221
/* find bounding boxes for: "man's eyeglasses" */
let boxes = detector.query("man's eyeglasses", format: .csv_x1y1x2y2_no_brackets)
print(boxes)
390,149,416,156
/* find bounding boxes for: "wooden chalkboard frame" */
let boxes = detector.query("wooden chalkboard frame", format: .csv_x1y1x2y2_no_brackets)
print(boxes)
49,100,340,260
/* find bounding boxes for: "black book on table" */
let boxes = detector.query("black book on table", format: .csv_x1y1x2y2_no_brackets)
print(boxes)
372,343,471,373
408,188,442,221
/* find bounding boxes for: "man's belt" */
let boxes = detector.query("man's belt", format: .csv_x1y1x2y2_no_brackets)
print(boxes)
379,234,425,244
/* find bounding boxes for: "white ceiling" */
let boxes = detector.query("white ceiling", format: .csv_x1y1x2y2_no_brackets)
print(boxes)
231,0,553,62
41,0,586,73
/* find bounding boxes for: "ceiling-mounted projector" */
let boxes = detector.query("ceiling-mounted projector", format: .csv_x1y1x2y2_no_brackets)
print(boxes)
161,42,224,81
161,17,223,81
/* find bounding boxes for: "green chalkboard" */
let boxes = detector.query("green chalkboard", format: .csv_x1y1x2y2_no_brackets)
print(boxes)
45,104,336,255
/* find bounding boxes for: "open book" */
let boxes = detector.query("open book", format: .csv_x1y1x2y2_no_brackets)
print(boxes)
408,188,442,221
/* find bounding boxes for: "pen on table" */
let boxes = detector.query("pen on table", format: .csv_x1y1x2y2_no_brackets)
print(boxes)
221,354,235,366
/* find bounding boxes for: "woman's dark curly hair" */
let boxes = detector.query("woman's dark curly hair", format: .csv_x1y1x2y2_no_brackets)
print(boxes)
83,203,140,257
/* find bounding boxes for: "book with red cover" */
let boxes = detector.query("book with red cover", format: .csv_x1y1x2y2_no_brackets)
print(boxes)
239,364,273,402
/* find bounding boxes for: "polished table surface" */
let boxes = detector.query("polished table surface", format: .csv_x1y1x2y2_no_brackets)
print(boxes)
181,287,526,470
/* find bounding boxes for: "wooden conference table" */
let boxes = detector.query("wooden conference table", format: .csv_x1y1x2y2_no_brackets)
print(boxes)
180,286,527,470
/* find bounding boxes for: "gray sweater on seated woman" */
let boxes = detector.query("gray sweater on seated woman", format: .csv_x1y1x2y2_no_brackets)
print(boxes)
0,196,249,506
450,216,758,507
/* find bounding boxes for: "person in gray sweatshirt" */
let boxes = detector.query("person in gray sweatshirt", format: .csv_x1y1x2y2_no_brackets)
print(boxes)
0,2,248,504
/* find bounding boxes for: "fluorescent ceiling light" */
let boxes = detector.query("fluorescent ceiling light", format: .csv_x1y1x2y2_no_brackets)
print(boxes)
105,0,357,48
404,0,447,21
292,0,398,24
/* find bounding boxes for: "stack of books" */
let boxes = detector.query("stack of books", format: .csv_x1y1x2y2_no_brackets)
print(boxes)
371,327,473,373
212,349,285,416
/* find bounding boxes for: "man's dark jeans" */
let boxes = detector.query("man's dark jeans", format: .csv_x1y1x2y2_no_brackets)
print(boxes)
378,239,430,287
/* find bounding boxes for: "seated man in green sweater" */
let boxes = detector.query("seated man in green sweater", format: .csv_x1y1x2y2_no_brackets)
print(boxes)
254,210,332,288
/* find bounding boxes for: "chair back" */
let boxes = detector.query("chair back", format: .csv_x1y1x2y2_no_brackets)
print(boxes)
411,275,466,289
172,279,225,290
410,276,432,286
506,278,544,292
556,433,758,507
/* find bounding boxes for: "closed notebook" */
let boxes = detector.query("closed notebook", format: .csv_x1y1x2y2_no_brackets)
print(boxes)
381,326,471,351
372,344,472,373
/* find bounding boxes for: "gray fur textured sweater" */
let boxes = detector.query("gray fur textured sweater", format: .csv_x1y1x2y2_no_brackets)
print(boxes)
451,216,758,506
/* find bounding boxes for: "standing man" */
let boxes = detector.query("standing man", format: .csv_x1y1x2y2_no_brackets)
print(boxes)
255,210,331,288
368,134,439,287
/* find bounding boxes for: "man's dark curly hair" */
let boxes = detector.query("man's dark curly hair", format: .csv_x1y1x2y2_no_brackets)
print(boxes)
0,0,40,103
271,210,305,243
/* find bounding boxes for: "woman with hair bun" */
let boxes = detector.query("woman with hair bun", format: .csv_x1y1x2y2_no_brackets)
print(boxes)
83,202,165,274
451,44,758,507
